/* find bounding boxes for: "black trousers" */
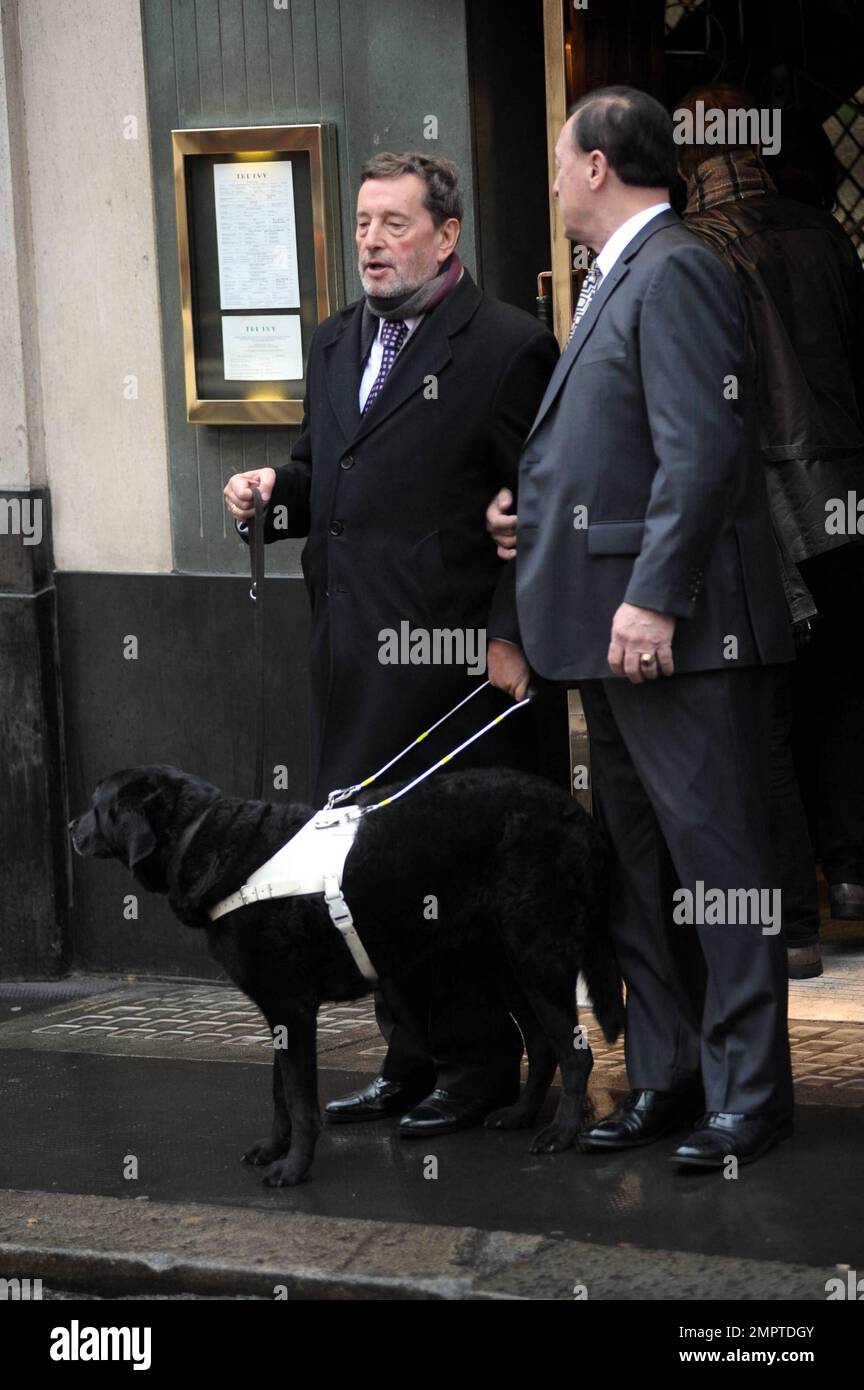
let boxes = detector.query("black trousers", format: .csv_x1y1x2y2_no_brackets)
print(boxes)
793,542,864,886
375,682,570,1098
580,667,793,1116
377,948,523,1096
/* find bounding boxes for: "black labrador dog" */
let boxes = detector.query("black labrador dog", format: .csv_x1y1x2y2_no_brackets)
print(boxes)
70,764,623,1185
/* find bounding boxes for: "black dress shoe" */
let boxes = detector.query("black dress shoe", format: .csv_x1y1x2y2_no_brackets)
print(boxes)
579,1087,704,1151
787,942,823,979
398,1088,518,1138
829,882,864,921
325,1075,432,1124
670,1111,794,1168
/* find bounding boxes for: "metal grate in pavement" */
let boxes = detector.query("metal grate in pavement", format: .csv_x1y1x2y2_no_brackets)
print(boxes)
0,982,862,1103
27,988,377,1044
0,985,381,1063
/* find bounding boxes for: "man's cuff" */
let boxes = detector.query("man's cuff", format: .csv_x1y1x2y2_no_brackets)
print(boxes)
623,577,694,621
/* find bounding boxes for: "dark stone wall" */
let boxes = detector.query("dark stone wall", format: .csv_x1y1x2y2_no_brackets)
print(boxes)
141,0,478,576
0,489,68,978
57,571,310,978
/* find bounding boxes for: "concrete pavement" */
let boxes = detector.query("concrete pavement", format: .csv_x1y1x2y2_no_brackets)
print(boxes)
0,974,862,1300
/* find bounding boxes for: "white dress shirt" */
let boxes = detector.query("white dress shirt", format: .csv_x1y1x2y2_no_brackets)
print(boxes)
358,315,420,410
594,201,671,280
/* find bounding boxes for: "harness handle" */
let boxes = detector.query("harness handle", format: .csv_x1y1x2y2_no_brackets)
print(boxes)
326,679,492,807
327,681,536,821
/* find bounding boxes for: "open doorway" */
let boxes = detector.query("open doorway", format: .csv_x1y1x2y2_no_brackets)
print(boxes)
469,0,864,1024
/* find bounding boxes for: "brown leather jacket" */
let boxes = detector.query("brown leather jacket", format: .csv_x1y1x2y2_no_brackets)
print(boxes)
686,169,864,628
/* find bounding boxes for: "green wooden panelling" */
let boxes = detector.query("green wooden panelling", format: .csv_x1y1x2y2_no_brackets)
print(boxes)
140,0,476,575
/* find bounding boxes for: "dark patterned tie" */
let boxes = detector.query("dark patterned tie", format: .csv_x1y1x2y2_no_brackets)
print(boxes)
363,319,410,413
567,265,603,342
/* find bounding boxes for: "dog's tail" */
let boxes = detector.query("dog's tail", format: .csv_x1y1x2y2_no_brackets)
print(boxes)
582,933,625,1046
576,826,625,1045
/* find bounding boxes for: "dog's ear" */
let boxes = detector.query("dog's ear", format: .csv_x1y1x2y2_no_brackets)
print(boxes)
117,808,157,870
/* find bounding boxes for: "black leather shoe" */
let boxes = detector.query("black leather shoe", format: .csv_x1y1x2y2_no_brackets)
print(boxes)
579,1087,704,1151
829,883,864,921
398,1088,518,1138
325,1075,431,1124
787,943,823,979
670,1111,794,1168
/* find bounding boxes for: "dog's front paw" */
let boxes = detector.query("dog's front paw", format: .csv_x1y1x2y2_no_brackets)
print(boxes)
262,1157,310,1188
485,1103,537,1130
529,1123,579,1154
242,1136,291,1167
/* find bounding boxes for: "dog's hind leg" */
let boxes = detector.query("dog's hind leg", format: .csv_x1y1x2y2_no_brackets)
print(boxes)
485,981,557,1131
257,1006,321,1187
242,1055,293,1167
517,970,594,1154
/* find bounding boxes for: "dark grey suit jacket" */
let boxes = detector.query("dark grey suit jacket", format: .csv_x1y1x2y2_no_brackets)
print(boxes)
497,208,794,682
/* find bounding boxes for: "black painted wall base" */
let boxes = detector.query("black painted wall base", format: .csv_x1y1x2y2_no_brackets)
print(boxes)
0,488,68,978
56,571,311,979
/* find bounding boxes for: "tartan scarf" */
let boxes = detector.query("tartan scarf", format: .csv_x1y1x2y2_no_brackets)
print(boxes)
364,253,463,321
684,149,777,215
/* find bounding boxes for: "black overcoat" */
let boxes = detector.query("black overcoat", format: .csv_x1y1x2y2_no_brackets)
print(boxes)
256,271,563,803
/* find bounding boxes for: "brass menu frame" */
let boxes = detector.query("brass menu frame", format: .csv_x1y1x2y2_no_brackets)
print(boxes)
171,123,342,425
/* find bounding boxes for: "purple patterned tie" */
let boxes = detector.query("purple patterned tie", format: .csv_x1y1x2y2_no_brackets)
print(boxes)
363,319,410,413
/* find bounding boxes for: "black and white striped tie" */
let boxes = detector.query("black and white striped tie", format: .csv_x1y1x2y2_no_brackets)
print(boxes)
567,264,603,342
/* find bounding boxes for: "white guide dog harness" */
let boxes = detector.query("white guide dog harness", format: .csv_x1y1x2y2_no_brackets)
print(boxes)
209,804,376,982
206,682,532,986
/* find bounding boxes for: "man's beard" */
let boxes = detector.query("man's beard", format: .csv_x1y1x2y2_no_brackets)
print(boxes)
358,257,437,298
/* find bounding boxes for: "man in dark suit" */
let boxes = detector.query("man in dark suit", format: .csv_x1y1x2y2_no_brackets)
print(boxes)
224,152,562,1137
488,87,795,1168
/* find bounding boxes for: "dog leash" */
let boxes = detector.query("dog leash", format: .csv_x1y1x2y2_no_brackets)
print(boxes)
207,679,533,984
249,485,266,802
244,491,532,817
324,679,535,822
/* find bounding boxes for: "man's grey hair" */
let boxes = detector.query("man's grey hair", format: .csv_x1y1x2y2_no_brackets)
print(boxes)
359,152,463,225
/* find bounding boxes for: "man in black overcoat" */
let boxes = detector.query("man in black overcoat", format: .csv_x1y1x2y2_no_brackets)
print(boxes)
225,152,562,1137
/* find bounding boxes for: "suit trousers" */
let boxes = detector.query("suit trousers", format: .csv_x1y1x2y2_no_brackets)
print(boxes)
374,682,570,1098
376,947,524,1097
579,666,793,1116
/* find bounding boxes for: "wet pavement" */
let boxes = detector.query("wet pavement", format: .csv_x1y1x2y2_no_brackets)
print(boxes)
0,975,862,1299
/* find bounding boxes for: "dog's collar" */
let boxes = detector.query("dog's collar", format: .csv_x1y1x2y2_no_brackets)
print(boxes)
165,808,212,895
